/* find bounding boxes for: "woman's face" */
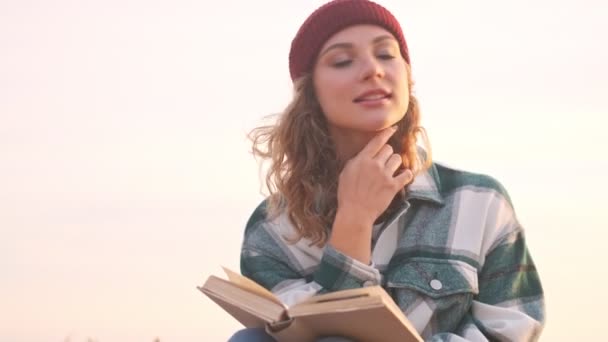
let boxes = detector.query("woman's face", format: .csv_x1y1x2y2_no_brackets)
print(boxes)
313,25,410,135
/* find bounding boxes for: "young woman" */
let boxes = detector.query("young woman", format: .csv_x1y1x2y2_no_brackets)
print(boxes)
229,0,545,341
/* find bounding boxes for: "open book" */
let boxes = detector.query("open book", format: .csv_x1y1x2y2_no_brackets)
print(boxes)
198,267,422,342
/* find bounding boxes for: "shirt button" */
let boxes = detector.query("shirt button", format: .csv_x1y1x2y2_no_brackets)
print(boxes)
430,279,443,290
363,280,375,287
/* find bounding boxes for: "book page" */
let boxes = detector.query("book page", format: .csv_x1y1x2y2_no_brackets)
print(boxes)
299,285,381,305
222,267,286,308
288,286,422,342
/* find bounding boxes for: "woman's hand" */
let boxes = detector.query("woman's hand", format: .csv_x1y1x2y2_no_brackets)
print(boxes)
337,126,413,225
329,126,413,263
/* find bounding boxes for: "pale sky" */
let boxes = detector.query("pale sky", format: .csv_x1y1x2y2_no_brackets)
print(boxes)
1,0,607,341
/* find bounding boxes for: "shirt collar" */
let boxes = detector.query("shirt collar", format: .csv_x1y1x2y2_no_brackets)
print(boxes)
405,150,444,205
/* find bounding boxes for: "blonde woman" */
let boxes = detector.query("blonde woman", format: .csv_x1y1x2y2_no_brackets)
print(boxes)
230,1,544,341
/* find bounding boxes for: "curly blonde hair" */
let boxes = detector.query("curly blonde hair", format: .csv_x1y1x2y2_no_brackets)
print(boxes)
249,64,431,246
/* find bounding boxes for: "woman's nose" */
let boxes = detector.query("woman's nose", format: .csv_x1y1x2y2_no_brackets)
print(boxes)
359,55,385,81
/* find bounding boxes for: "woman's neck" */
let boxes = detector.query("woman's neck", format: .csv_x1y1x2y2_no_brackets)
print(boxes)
329,126,377,162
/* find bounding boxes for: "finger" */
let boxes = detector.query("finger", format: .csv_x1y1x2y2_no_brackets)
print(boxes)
375,144,394,164
358,126,397,158
394,169,414,187
385,154,403,173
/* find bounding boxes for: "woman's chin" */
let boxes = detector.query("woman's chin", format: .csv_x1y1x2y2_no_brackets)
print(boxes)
330,111,405,135
356,110,404,132
359,118,399,132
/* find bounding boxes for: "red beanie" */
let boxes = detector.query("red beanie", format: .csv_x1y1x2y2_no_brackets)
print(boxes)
289,0,410,81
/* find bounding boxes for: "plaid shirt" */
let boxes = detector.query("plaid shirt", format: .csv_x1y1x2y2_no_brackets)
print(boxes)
241,162,545,341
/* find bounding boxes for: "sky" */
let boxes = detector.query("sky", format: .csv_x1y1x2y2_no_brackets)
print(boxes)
1,0,607,341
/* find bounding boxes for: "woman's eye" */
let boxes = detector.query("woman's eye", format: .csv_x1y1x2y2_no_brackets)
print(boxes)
332,60,352,68
378,54,395,60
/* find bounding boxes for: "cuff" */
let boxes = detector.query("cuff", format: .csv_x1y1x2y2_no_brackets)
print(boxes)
313,244,382,291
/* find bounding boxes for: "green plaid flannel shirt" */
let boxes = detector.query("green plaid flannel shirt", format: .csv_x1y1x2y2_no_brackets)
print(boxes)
241,162,545,341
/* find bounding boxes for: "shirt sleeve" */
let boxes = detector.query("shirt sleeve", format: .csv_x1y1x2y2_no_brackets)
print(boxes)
241,228,382,307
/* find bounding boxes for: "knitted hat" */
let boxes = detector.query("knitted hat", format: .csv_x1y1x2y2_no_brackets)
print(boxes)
289,0,410,81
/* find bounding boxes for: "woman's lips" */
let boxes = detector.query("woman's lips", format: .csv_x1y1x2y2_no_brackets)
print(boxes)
354,94,392,107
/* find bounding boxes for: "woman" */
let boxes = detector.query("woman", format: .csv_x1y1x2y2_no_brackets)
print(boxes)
230,0,545,341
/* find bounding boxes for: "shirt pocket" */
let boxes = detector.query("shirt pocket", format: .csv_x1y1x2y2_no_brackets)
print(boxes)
384,258,479,335
385,257,479,298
